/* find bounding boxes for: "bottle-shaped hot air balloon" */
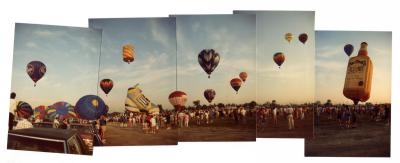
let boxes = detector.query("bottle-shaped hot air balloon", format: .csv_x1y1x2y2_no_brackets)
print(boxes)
343,42,373,105
122,44,135,64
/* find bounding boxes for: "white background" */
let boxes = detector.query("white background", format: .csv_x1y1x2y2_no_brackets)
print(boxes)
0,0,398,162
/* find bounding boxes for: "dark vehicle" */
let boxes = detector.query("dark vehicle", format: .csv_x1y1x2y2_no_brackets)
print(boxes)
69,123,103,152
7,128,91,155
33,122,53,128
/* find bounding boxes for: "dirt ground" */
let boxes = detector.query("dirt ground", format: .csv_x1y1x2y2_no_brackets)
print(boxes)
178,117,256,142
102,116,257,145
305,114,390,157
103,123,178,146
257,113,314,138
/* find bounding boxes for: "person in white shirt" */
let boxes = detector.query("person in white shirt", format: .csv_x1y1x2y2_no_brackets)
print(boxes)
14,118,33,130
9,92,17,130
272,108,278,127
53,118,60,128
286,106,295,130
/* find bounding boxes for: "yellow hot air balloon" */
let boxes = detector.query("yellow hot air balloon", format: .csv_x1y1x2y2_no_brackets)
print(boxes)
285,33,293,43
122,44,135,64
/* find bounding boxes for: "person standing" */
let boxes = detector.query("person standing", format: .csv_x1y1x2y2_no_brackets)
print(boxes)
286,106,295,130
14,112,33,130
9,92,17,131
99,115,107,141
272,107,278,127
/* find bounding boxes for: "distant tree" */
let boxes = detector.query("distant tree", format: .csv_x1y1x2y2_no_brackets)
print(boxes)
249,101,257,109
193,100,200,108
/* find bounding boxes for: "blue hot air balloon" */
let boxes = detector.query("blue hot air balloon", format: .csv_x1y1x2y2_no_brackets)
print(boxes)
344,44,354,57
75,95,106,120
198,49,220,78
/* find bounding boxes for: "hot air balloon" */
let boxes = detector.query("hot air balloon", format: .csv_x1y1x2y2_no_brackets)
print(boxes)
100,79,113,96
273,52,285,68
122,44,135,64
46,102,77,120
344,44,354,57
16,101,33,119
34,105,47,120
198,49,220,78
298,33,308,44
343,42,373,105
75,95,106,120
26,61,46,86
125,84,159,114
285,33,293,43
230,78,242,94
204,89,216,103
168,91,187,111
239,72,248,82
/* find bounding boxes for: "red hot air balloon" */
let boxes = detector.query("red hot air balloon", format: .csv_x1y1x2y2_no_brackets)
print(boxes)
230,78,242,94
100,79,114,96
273,52,285,68
239,72,248,82
204,89,216,103
298,33,308,44
168,91,187,112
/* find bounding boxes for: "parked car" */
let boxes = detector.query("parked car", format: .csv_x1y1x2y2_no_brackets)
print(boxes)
69,123,103,152
7,128,91,155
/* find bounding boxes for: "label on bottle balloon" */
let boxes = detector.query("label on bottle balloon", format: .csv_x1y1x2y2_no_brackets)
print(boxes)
344,57,368,88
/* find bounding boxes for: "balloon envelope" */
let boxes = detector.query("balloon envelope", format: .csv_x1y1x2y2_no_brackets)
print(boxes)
285,33,293,43
344,44,354,57
168,91,187,111
273,52,285,68
204,89,216,103
230,78,242,94
122,44,135,64
198,49,220,78
46,102,76,120
75,95,106,120
34,105,47,120
26,61,46,86
239,72,248,82
298,33,308,44
100,79,114,95
16,101,33,119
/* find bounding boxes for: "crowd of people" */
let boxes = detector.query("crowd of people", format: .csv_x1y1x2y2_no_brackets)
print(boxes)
106,104,256,134
315,103,391,129
256,104,313,130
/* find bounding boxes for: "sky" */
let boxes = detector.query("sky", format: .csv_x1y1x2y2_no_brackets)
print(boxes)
89,18,177,112
175,15,257,106
315,31,392,104
11,23,102,108
235,11,316,105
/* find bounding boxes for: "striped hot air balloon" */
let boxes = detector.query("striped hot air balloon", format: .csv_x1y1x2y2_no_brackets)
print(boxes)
168,91,187,111
122,44,135,64
34,105,47,120
46,102,77,120
230,78,242,94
